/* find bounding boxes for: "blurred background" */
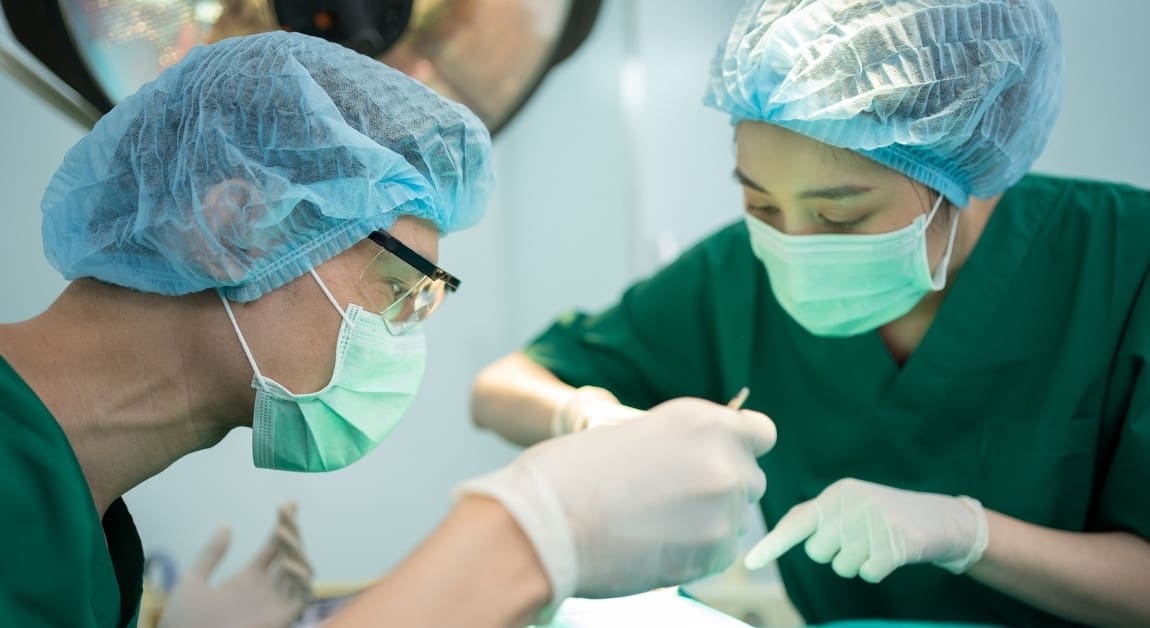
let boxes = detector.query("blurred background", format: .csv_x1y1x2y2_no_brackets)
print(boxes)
1,0,1147,622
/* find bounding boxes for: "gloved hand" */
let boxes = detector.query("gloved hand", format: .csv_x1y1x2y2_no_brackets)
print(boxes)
550,385,646,436
458,397,777,606
745,478,989,583
159,503,314,628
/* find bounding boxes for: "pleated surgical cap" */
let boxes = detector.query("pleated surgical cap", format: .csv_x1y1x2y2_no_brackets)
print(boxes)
42,31,492,302
706,0,1062,208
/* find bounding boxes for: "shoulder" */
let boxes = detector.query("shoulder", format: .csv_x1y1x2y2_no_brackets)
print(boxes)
0,357,94,552
1005,174,1150,269
662,220,756,277
623,220,760,308
0,358,78,464
1008,173,1150,222
0,358,100,623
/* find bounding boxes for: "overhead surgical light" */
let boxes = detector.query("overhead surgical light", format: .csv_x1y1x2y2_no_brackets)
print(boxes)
0,0,600,133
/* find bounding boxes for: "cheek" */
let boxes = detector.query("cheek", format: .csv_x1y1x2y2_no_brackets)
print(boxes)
857,186,935,234
289,300,346,392
244,289,344,395
925,210,959,267
862,205,918,233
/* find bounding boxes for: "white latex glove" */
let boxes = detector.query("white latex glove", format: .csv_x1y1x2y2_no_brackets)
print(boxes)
550,385,646,436
457,397,777,606
160,503,314,628
745,478,989,584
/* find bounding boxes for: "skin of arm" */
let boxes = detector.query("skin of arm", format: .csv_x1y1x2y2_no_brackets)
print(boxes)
327,495,551,628
968,510,1150,627
471,352,574,447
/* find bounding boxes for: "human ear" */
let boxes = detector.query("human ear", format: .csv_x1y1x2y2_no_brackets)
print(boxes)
194,178,273,282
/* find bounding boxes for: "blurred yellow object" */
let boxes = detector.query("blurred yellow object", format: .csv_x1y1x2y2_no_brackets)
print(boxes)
138,579,377,628
294,580,378,626
205,0,278,44
137,582,168,628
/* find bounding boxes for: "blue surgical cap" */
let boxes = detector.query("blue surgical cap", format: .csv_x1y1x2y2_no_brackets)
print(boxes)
705,0,1062,208
42,31,493,302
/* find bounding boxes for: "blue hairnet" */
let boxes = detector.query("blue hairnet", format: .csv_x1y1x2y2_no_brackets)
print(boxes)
705,0,1062,208
42,31,493,302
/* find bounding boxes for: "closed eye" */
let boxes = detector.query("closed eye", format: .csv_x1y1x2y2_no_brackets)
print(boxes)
817,214,866,231
746,204,780,219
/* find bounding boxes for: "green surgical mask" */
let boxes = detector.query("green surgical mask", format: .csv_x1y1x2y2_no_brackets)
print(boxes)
220,270,426,472
746,194,958,337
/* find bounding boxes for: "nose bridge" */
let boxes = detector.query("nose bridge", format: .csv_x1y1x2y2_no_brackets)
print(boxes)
776,204,822,236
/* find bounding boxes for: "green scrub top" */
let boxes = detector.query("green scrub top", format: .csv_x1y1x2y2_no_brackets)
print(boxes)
0,357,144,627
525,174,1150,627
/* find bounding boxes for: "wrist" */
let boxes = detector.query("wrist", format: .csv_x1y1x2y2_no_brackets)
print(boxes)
452,495,553,618
454,463,578,606
552,386,615,435
552,386,646,435
331,495,554,628
935,495,990,574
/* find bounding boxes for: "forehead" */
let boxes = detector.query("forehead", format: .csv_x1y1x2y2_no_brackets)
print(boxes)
735,121,890,182
386,215,440,262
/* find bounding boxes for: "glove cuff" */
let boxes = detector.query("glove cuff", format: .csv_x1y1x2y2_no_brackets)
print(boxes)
454,463,578,614
936,495,990,574
550,386,619,436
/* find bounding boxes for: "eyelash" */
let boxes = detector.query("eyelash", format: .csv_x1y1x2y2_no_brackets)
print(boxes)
818,215,864,231
746,204,865,232
746,204,780,217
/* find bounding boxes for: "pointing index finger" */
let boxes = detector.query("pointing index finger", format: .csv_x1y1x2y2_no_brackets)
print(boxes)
745,501,819,569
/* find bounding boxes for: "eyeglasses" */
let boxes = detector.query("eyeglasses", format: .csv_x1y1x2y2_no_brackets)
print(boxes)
356,230,460,335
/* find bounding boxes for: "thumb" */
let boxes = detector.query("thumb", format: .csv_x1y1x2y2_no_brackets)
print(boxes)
729,409,778,456
187,526,231,580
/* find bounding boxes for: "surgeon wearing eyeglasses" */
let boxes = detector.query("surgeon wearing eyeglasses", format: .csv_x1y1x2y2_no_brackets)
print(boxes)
0,32,776,627
471,1,1150,626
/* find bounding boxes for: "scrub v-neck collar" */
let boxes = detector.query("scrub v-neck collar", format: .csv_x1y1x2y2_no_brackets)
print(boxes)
857,187,1055,415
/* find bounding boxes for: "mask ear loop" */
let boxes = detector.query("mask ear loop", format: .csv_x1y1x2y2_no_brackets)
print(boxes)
309,269,353,326
922,192,946,228
928,195,961,290
218,291,269,389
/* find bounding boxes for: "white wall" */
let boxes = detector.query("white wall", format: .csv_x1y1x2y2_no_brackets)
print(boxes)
626,0,746,271
0,70,76,321
1032,0,1150,187
1,0,1147,586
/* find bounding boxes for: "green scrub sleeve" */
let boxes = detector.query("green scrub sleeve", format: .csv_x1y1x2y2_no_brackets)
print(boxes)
1095,273,1150,538
524,225,752,410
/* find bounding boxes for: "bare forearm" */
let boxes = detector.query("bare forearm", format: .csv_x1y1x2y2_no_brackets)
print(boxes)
968,510,1150,626
328,496,551,628
471,352,573,447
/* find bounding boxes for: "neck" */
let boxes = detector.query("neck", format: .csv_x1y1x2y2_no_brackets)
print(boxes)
0,281,252,514
880,195,999,364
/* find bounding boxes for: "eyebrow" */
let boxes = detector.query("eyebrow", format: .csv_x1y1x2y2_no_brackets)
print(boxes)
733,168,875,201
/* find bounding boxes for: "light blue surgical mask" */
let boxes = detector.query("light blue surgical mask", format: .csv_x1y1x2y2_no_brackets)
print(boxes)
746,194,959,337
220,270,426,472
